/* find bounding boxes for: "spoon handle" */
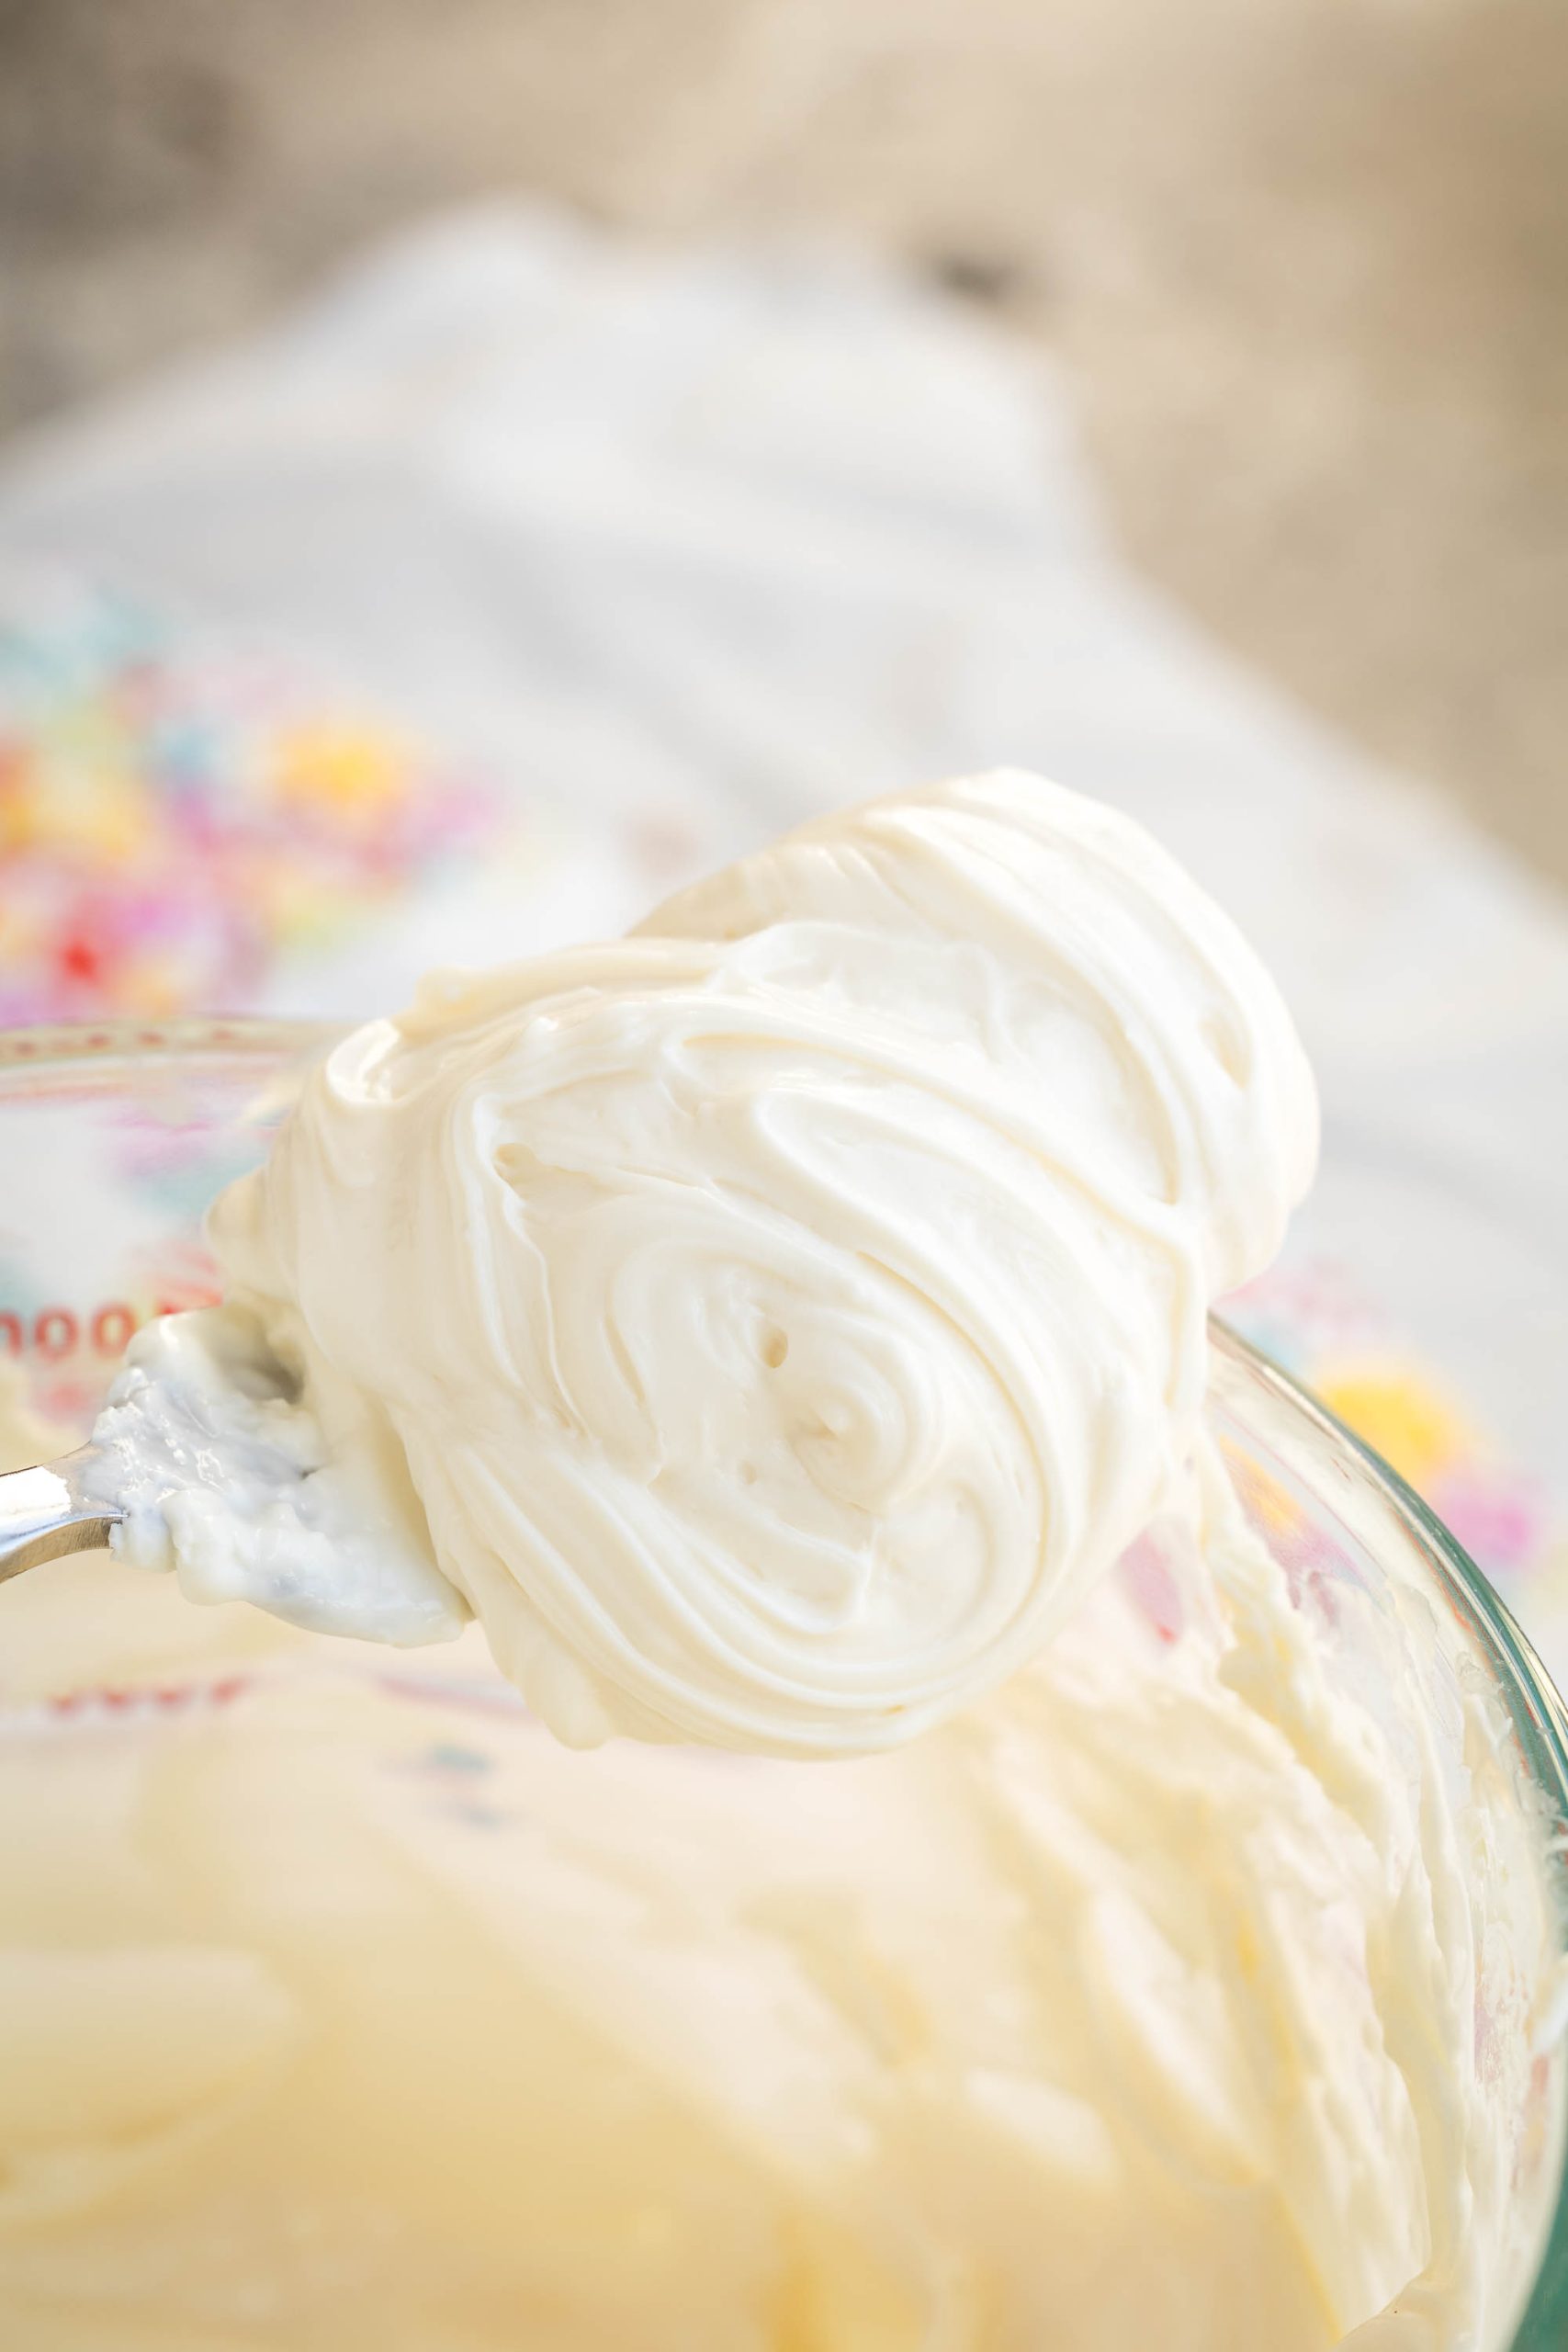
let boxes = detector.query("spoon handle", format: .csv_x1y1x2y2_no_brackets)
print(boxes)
0,1451,120,1583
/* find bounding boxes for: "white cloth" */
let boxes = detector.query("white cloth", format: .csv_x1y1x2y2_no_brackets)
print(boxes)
3,205,1565,1654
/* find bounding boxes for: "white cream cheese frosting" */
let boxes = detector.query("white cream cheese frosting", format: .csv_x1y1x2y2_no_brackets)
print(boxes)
9,770,1562,2346
94,1303,465,1644
107,769,1316,1754
0,1471,1558,2352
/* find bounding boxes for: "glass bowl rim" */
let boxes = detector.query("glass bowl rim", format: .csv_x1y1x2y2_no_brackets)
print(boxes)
0,1015,342,1070
4,1013,1567,2344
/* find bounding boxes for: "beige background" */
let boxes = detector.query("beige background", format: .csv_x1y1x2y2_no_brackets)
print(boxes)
2,0,1564,878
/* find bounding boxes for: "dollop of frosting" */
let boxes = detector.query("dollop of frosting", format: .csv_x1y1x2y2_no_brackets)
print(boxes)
197,770,1316,1754
91,1306,463,1645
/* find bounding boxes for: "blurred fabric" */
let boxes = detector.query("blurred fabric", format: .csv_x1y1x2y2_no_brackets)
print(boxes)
4,0,1566,884
0,208,1564,1661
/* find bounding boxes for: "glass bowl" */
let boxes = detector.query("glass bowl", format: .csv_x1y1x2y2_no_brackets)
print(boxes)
0,1019,1565,2350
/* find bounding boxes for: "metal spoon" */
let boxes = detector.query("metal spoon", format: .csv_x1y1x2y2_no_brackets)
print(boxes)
0,1332,464,1645
0,1450,120,1581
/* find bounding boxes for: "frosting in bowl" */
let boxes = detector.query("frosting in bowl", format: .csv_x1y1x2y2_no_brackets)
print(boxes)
4,769,1556,2344
0,1453,1558,2350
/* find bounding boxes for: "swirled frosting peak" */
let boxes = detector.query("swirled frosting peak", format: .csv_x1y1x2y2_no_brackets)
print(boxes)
193,770,1316,1754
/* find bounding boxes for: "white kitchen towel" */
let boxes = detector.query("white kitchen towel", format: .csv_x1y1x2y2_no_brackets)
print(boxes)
2,206,1564,1647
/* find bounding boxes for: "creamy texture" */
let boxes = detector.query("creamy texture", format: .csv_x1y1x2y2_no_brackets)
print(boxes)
0,1472,1559,2352
118,769,1316,1753
93,1305,465,1644
6,764,1564,2348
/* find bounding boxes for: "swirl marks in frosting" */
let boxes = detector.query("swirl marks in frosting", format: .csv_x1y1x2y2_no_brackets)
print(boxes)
211,771,1317,1752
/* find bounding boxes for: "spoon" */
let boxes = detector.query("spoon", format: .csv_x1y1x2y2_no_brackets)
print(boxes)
0,1450,120,1580
0,1307,466,1643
